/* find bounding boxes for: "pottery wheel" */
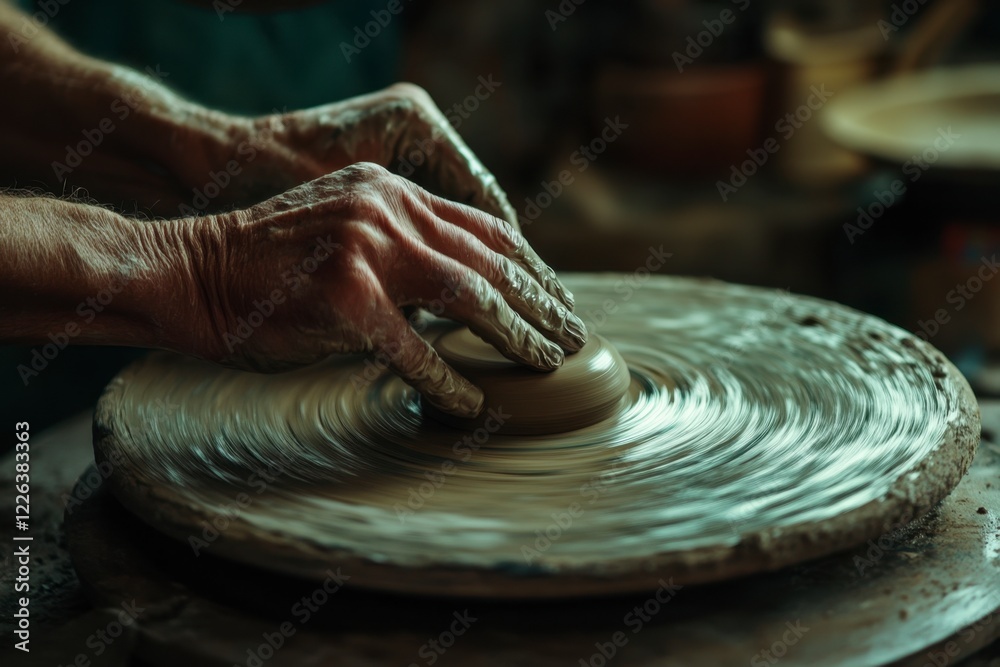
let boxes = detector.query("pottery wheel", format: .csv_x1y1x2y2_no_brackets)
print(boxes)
93,275,979,597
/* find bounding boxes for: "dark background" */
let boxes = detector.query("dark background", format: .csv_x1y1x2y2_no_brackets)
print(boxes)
3,0,1000,447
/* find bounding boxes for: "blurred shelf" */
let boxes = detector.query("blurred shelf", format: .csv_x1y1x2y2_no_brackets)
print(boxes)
518,164,852,296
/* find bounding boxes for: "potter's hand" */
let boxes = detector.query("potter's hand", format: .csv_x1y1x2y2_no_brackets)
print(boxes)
233,83,521,230
2,2,515,223
201,164,584,417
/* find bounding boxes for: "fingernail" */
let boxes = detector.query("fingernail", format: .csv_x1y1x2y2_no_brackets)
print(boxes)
563,287,575,309
542,341,564,370
542,265,575,309
564,313,588,350
456,385,485,418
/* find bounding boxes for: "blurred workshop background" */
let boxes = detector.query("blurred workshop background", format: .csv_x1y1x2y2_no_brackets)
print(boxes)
3,0,1000,437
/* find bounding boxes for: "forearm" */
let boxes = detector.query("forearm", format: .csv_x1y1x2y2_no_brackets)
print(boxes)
0,192,214,353
0,3,242,206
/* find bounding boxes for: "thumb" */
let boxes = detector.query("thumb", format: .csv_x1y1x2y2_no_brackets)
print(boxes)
379,312,485,418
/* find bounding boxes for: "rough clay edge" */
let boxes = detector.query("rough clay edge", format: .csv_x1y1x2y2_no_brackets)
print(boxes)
91,276,982,598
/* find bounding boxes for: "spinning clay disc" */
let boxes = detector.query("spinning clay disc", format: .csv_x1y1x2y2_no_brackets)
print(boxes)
93,275,979,597
426,328,632,434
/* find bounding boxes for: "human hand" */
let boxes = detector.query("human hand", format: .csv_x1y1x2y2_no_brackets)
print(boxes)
223,83,520,230
188,163,584,417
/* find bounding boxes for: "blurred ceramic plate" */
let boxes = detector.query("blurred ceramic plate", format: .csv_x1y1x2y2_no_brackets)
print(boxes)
823,64,1000,171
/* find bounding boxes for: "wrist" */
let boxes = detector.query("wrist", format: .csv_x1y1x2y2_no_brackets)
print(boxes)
2,201,221,354
167,110,314,215
92,64,252,204
78,210,233,360
140,213,238,362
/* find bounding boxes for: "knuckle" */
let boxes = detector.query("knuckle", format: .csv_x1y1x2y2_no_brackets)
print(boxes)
484,214,520,252
386,81,434,108
454,204,518,252
441,266,483,309
337,221,394,267
466,265,492,296
338,220,373,248
350,161,390,180
355,195,395,229
476,278,509,320
335,164,398,203
490,253,521,291
347,185,410,232
406,345,444,383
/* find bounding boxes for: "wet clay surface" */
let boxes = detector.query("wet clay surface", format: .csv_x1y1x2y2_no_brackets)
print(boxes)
2,412,996,664
90,275,980,597
61,426,1000,666
427,328,632,434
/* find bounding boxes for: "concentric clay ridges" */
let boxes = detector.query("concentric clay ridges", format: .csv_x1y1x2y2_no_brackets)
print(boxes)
426,328,632,434
93,274,979,597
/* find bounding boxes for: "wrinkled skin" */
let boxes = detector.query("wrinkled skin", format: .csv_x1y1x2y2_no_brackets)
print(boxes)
0,2,581,416
222,84,522,231
202,164,584,416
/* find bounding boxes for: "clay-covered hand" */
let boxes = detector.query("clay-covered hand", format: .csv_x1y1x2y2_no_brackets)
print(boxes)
229,83,521,230
191,163,584,417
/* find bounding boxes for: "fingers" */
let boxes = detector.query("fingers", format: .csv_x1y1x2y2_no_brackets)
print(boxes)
455,282,566,372
381,84,522,230
417,220,587,353
372,86,561,307
481,252,587,352
401,250,567,372
421,143,520,234
379,306,485,418
468,163,521,232
511,234,576,311
420,194,576,310
306,84,520,232
411,116,508,218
